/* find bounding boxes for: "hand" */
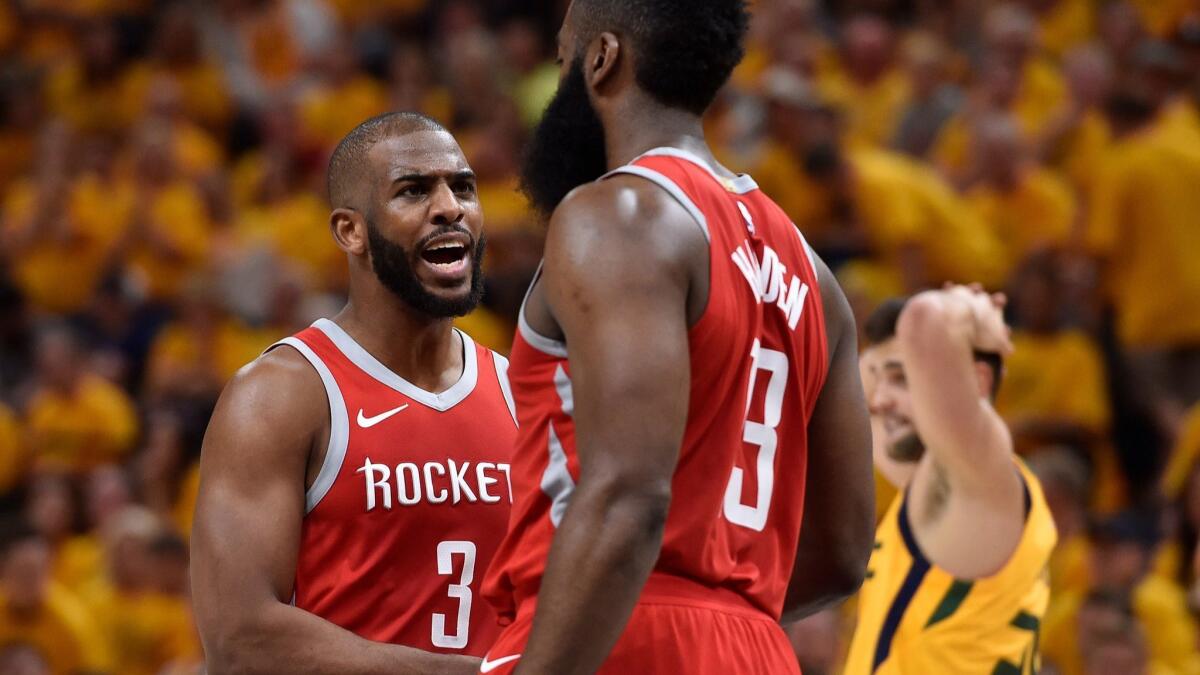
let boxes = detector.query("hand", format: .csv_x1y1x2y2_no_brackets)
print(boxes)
943,283,1013,356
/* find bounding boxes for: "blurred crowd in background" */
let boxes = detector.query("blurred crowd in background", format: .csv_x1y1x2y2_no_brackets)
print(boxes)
0,0,1197,673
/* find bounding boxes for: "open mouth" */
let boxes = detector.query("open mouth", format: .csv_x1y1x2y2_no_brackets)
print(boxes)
420,241,469,268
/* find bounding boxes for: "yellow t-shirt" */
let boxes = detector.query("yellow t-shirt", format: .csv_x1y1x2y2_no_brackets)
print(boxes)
0,583,111,675
120,63,233,131
817,66,912,149
1084,113,1200,348
996,331,1110,434
1,174,133,313
45,61,133,133
1129,0,1198,36
0,403,27,495
25,374,139,473
1036,0,1095,59
1162,403,1200,500
965,167,1075,279
455,307,514,355
299,76,389,151
231,192,342,289
845,462,1057,674
53,535,104,594
147,319,277,391
83,584,199,675
125,181,212,302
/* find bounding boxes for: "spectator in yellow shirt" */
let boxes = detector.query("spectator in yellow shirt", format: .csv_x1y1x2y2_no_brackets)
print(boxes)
83,507,199,675
298,44,388,154
0,402,27,496
1034,0,1096,59
25,325,138,474
966,115,1076,280
0,521,110,675
44,20,130,134
817,14,910,148
1084,44,1200,410
1043,511,1200,675
114,123,212,304
999,255,1111,450
1077,591,1179,675
1037,45,1115,197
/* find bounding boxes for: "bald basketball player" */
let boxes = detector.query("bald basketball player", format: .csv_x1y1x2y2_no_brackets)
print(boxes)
480,1,874,673
192,113,517,674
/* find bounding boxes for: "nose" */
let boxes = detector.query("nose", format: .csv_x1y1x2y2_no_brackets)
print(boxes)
867,383,893,415
428,182,465,226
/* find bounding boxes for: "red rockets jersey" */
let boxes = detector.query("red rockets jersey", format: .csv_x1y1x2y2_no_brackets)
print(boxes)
483,147,829,621
271,318,517,656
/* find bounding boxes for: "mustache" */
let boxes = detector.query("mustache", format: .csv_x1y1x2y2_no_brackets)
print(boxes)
414,224,478,252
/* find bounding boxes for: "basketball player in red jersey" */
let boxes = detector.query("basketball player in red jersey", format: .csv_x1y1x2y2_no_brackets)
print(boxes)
191,113,517,674
480,1,875,673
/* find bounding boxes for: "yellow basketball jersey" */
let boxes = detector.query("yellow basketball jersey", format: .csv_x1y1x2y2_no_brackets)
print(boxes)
845,461,1057,675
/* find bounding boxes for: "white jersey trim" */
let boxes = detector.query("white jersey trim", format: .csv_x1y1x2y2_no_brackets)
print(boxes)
271,337,351,514
541,364,577,527
311,318,478,412
603,164,711,242
492,353,518,425
517,263,569,358
636,146,760,194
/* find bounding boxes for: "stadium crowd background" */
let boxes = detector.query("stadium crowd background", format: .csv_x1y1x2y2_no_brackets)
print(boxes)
0,0,1197,673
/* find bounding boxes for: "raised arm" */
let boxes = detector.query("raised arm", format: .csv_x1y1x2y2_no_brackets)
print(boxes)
190,349,479,675
895,286,1017,497
782,256,874,622
512,178,700,675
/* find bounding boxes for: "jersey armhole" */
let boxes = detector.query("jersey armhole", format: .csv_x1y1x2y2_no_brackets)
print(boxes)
267,337,350,514
490,351,518,426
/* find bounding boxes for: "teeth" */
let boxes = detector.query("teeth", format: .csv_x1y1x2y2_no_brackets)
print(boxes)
428,242,465,251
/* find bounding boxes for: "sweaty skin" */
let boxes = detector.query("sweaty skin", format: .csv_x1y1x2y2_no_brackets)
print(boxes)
511,10,873,673
190,126,483,675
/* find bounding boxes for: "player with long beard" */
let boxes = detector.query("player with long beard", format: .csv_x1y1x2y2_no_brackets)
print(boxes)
192,113,517,674
479,1,875,673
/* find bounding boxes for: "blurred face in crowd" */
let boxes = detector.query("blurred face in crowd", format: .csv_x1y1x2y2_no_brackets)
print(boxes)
0,645,51,675
984,4,1037,68
86,466,133,530
1089,538,1148,589
1079,601,1146,675
1063,46,1114,109
972,115,1024,190
363,131,486,318
26,476,74,542
520,6,609,215
34,329,83,393
841,15,894,83
1009,255,1060,333
1,539,52,614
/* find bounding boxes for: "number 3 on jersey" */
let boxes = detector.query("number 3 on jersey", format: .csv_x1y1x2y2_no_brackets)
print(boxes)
432,540,475,649
723,340,789,532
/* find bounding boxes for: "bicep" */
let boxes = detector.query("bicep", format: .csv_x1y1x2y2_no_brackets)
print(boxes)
191,361,316,627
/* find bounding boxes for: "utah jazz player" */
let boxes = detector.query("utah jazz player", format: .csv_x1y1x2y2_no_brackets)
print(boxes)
846,287,1057,675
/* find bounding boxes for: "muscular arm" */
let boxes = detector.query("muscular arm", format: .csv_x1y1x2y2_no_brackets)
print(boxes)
513,179,699,675
782,257,874,623
190,349,479,675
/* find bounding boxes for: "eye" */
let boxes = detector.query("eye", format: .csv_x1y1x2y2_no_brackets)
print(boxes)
397,184,425,198
453,180,477,196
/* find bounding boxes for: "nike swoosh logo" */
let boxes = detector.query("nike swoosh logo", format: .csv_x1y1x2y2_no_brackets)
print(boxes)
356,404,409,428
480,654,521,672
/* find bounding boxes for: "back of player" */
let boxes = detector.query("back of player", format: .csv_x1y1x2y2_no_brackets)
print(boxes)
483,148,830,672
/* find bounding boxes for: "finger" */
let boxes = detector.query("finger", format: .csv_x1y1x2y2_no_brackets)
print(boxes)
968,282,985,293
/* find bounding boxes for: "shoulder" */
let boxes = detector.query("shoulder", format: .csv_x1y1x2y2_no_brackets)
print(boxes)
546,176,705,275
206,345,327,448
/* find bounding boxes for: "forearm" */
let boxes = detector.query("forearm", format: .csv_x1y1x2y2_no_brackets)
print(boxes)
203,601,478,675
515,487,669,675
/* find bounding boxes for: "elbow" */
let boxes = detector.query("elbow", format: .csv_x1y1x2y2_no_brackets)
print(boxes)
589,477,672,545
201,616,274,675
895,292,945,342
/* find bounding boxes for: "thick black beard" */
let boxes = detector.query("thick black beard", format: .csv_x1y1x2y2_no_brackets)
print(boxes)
366,221,486,319
888,431,927,464
520,57,609,216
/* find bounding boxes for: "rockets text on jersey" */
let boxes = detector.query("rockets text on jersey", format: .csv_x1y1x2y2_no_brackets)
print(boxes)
271,318,517,656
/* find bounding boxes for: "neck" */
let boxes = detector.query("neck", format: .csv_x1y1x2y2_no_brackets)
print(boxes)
603,95,717,172
335,273,461,393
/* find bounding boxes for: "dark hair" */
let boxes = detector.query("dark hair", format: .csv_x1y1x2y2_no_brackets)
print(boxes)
0,517,43,562
573,0,750,115
327,111,448,209
864,296,1004,398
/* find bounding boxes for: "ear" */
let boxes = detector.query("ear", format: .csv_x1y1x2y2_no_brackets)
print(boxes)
331,208,368,256
584,31,622,92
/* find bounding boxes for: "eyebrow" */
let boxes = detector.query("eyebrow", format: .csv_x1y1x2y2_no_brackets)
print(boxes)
390,170,476,184
882,361,905,372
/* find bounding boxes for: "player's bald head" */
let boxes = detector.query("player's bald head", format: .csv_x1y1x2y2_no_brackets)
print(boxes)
327,112,449,210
